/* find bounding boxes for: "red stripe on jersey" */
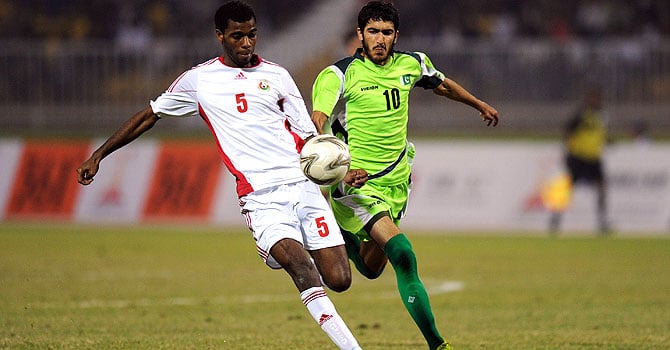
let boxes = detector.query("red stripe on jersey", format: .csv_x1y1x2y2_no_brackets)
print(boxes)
261,58,281,67
244,210,253,230
168,58,218,92
284,119,306,153
198,103,254,197
167,71,188,92
218,54,263,68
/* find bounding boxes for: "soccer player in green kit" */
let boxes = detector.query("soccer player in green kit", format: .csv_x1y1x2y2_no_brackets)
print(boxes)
310,2,499,349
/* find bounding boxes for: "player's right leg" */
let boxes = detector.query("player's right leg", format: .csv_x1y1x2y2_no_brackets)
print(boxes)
240,184,362,350
549,212,562,235
271,239,362,350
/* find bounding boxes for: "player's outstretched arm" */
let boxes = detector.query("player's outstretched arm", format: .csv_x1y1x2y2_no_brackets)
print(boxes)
433,77,499,127
77,106,160,185
310,110,329,134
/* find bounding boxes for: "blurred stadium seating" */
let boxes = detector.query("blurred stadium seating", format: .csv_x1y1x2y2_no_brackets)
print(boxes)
0,0,669,137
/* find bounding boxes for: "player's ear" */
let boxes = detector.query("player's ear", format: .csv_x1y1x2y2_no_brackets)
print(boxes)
216,29,224,44
356,28,363,41
393,30,399,44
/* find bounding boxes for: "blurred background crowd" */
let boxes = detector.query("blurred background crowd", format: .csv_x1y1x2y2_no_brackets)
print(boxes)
1,0,667,42
0,0,668,137
0,0,313,43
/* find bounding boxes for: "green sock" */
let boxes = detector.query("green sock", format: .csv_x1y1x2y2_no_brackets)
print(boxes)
385,234,444,349
341,229,381,279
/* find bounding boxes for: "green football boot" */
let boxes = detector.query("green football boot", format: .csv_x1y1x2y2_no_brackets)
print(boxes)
435,342,453,350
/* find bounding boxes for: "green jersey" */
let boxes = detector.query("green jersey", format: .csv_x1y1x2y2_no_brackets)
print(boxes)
312,48,444,185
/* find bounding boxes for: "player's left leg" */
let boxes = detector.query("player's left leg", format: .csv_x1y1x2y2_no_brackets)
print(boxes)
549,212,562,235
340,228,386,279
593,160,610,235
595,179,610,235
370,217,446,350
299,180,354,291
328,183,389,279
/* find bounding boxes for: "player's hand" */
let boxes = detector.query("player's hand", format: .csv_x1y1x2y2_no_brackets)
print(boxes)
76,158,100,185
344,169,368,188
479,102,499,127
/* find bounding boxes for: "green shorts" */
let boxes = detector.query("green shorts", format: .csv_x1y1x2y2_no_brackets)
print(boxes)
329,180,409,241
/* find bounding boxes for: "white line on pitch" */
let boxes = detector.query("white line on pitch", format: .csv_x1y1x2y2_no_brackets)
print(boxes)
26,280,464,309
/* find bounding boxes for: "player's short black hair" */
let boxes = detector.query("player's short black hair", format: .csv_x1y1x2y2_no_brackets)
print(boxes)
215,1,256,32
357,1,399,31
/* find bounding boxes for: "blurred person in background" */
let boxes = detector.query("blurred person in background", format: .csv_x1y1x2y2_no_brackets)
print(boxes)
549,85,611,235
630,119,651,147
76,2,363,349
310,1,499,349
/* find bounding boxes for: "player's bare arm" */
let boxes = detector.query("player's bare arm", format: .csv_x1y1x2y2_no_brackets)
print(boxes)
434,77,499,127
310,110,329,134
77,106,159,185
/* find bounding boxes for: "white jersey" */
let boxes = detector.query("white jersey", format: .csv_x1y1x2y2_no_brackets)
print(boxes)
150,55,317,197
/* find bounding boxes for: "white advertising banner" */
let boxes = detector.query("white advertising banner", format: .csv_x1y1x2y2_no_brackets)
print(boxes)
404,140,670,234
0,139,22,220
209,171,244,227
1,139,668,235
73,140,159,224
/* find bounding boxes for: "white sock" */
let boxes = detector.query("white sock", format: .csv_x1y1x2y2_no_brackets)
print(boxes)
300,287,361,350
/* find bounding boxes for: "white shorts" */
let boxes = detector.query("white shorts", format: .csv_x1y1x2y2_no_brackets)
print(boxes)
240,180,344,269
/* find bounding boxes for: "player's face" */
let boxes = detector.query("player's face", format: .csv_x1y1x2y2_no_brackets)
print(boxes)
217,18,257,67
358,19,397,65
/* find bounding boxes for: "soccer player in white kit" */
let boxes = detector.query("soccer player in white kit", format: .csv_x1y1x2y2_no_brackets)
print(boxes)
76,2,363,349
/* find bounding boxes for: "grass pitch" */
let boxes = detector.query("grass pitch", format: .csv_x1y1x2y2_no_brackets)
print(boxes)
1,223,669,349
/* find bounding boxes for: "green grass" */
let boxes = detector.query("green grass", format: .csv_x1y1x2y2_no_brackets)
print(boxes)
1,223,669,349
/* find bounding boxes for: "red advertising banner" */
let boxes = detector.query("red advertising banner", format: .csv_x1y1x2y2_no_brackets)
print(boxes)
142,142,222,220
6,141,90,219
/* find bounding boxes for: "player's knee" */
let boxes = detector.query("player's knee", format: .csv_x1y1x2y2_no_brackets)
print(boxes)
385,235,417,273
360,251,388,279
361,266,385,280
324,276,351,293
321,269,352,292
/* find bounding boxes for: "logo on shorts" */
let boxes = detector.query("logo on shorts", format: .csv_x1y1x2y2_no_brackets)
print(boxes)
367,199,383,209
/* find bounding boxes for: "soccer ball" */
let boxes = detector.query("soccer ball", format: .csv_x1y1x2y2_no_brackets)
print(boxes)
300,135,351,186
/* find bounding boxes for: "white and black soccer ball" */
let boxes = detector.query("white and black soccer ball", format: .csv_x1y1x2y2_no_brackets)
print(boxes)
300,135,351,186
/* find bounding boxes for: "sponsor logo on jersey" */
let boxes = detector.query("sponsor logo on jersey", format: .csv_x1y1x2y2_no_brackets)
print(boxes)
235,72,247,80
360,85,379,91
